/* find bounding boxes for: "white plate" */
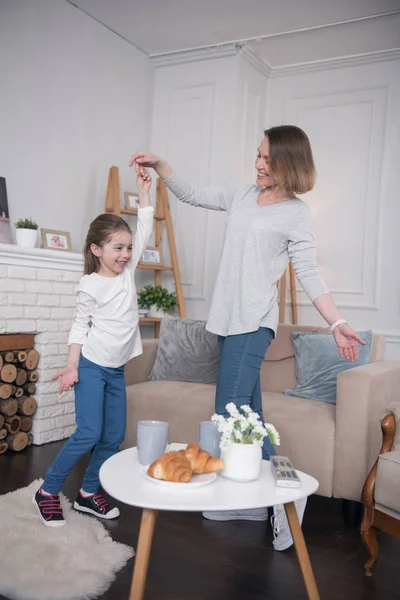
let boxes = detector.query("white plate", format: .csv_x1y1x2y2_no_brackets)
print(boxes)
140,466,217,489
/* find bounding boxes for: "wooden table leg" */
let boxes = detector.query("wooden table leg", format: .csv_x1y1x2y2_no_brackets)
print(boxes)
285,501,320,600
130,509,158,600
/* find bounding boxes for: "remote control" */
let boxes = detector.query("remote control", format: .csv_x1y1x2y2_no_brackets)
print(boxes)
270,456,302,488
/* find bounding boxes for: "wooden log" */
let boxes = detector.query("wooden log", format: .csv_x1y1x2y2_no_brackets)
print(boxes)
22,382,36,395
27,432,33,446
5,385,23,398
2,351,15,363
2,350,28,364
6,431,28,452
24,349,40,371
0,354,2,371
20,416,32,432
1,364,17,383
17,351,28,363
2,351,29,364
27,370,38,383
0,413,3,429
0,383,12,399
0,398,18,416
17,396,37,416
0,441,8,454
0,427,7,440
15,368,27,386
4,414,21,434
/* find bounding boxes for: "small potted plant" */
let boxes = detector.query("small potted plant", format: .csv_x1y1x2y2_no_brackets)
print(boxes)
138,285,177,318
14,217,39,248
211,403,280,482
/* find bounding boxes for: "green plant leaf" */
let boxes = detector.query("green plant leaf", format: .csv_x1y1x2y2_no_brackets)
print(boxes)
138,285,177,313
14,217,38,230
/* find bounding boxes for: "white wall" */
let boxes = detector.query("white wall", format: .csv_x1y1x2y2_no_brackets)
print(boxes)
150,49,400,360
151,53,240,319
266,58,400,359
237,52,269,185
150,49,269,320
0,0,153,252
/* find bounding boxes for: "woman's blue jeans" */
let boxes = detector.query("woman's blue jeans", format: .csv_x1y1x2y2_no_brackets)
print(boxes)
215,327,276,460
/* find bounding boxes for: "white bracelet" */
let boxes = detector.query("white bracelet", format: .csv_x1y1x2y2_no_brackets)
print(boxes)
330,319,347,332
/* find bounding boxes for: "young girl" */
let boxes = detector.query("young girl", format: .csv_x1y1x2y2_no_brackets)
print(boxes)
33,167,154,527
130,126,366,551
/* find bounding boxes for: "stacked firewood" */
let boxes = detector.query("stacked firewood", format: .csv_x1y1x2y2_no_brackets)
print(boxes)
0,349,39,453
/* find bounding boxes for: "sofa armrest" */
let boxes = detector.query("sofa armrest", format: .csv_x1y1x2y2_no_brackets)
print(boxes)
334,361,400,501
125,339,158,386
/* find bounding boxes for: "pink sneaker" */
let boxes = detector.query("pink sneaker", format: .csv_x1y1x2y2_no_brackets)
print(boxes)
32,487,66,527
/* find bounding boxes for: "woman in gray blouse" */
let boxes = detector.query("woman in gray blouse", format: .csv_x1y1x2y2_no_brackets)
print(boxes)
130,125,365,551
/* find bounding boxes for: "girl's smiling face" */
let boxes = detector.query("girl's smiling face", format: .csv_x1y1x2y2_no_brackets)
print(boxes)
91,229,133,277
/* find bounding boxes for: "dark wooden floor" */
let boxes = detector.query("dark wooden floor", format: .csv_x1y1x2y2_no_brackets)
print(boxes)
1,441,400,600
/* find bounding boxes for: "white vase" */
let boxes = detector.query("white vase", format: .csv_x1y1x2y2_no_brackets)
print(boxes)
15,228,37,248
221,442,262,482
148,305,164,318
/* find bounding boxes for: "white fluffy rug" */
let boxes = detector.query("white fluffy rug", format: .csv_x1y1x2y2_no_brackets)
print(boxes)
0,479,134,600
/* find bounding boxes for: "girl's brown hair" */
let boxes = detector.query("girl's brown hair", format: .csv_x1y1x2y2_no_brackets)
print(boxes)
264,125,316,194
83,214,132,275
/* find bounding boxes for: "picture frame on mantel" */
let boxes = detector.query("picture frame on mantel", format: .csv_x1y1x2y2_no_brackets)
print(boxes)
0,177,12,244
41,228,72,252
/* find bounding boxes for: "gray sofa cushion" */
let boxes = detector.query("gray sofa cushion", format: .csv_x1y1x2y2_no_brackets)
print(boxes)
149,316,220,384
284,330,373,404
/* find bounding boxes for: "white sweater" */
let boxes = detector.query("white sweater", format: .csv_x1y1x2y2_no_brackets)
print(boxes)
164,173,329,337
68,206,154,368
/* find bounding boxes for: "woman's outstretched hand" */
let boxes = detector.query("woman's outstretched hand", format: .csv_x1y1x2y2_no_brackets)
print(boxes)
129,152,173,180
129,152,161,169
333,324,366,362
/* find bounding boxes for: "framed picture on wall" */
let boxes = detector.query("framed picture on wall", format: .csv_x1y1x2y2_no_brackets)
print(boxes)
0,177,12,244
140,246,162,266
124,191,139,210
41,229,72,252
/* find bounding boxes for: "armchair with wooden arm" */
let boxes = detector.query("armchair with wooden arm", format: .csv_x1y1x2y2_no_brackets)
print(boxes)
361,404,400,576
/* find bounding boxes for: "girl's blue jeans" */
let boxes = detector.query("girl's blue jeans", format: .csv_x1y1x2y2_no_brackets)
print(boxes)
215,327,276,461
43,355,126,495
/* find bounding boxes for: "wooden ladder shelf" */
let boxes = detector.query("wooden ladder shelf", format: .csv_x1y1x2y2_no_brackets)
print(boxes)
278,263,298,324
104,166,186,337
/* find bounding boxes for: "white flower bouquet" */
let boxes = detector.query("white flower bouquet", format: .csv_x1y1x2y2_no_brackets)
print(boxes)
211,403,280,452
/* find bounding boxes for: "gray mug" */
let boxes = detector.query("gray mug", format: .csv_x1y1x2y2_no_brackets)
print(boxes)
137,420,169,466
199,421,221,458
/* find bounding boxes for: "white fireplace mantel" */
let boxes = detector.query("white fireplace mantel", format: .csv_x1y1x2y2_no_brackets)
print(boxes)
1,242,84,444
0,243,83,271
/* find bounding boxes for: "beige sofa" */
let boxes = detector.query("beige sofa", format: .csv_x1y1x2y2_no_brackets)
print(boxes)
123,324,400,502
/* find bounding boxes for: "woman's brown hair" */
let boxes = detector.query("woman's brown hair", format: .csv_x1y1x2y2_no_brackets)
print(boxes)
83,214,131,275
264,125,316,194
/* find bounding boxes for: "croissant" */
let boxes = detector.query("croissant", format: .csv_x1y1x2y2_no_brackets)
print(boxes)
148,450,192,483
184,443,225,474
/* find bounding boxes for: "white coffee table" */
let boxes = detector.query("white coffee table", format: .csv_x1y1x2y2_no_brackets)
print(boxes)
100,444,320,600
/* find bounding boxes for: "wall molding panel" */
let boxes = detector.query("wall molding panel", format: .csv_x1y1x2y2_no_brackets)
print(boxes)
167,83,216,301
283,86,388,311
